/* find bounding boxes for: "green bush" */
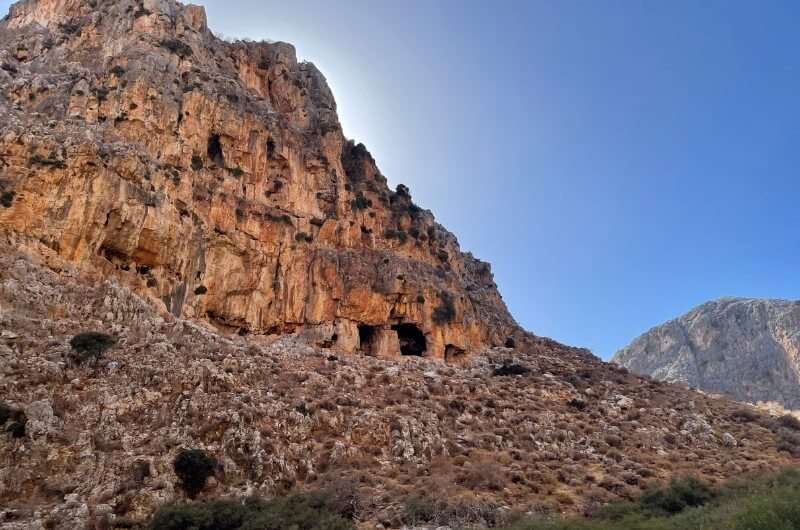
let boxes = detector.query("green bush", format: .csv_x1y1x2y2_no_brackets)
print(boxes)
350,194,371,210
174,449,217,499
191,155,204,171
635,476,714,516
69,331,116,364
149,492,355,530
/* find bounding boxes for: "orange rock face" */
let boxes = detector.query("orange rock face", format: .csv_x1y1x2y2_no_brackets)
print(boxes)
0,0,517,360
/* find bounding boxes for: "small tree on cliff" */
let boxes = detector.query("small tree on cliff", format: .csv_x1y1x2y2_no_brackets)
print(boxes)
68,331,116,365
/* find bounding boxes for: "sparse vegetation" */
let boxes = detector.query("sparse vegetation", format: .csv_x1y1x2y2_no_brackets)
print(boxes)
68,331,116,365
59,21,81,35
191,155,203,171
499,469,800,530
493,360,531,376
350,194,371,210
160,39,193,59
173,449,217,499
149,491,354,530
295,231,313,242
1,191,15,207
384,228,408,243
0,402,27,438
402,494,503,528
432,291,456,324
228,166,244,177
110,65,126,77
194,285,207,295
29,153,67,169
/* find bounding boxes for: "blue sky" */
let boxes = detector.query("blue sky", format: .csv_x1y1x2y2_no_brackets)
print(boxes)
4,1,799,359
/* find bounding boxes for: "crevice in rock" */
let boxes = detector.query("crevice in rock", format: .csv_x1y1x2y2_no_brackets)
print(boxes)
207,133,224,166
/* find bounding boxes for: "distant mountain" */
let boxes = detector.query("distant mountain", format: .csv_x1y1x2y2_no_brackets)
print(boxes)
612,297,800,409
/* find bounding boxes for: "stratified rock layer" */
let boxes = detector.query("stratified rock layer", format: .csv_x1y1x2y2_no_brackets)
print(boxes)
612,298,800,409
0,0,515,361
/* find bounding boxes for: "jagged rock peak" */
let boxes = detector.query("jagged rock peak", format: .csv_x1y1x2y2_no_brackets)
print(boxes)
612,297,800,409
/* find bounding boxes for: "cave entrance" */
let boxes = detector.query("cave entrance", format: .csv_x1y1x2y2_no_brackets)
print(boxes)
392,323,427,356
445,344,467,363
207,133,225,166
358,324,377,355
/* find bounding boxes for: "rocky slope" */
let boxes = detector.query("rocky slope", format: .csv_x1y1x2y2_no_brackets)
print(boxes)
0,0,515,362
2,241,798,529
0,1,799,529
612,298,800,410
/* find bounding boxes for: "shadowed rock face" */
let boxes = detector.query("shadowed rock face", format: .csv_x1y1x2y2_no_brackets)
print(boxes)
0,0,517,360
612,298,800,409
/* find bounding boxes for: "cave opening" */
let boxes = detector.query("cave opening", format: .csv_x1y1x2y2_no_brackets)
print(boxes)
358,324,377,355
207,133,225,166
392,323,427,356
445,344,467,363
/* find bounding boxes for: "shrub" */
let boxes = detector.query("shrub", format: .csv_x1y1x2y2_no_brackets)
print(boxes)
350,194,371,210
567,398,587,410
776,414,800,431
402,494,503,528
0,402,27,438
29,154,67,169
458,458,507,491
59,21,81,34
384,228,408,243
637,476,714,516
160,39,193,59
69,332,116,364
110,65,126,77
432,291,456,325
228,166,244,177
191,155,203,171
1,191,14,207
730,408,759,423
194,285,207,295
94,86,110,102
149,492,355,530
294,232,313,243
174,449,217,499
493,361,530,377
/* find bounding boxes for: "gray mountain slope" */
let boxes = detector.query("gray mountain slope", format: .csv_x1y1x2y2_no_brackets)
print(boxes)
612,297,800,409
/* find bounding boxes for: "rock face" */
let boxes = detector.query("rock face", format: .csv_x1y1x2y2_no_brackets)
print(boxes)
612,298,800,409
0,0,515,361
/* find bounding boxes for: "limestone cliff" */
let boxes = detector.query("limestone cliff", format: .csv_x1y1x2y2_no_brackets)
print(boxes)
612,298,800,409
0,0,516,361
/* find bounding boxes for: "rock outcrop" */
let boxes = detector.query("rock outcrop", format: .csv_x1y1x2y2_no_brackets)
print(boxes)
612,297,800,409
0,0,515,361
